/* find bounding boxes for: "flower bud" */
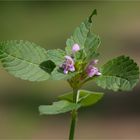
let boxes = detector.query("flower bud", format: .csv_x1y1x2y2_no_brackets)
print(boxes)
72,44,80,53
89,59,99,65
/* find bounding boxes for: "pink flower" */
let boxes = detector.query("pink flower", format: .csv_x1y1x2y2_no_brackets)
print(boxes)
61,56,75,74
72,44,80,53
86,59,101,77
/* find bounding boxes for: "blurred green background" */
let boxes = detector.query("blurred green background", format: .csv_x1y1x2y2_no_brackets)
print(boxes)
0,1,140,140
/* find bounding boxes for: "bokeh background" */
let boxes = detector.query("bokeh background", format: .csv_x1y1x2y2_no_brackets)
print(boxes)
0,1,140,140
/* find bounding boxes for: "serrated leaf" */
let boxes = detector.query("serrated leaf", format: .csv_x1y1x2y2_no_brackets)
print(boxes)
0,40,50,81
39,100,79,115
46,49,66,65
58,90,104,107
95,56,139,91
84,32,101,60
65,9,97,56
65,22,89,55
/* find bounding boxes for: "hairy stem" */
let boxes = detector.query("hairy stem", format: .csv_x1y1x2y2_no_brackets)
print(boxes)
69,88,78,140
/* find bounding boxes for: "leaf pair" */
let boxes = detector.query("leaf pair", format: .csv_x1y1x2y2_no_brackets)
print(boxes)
0,10,139,92
39,90,104,115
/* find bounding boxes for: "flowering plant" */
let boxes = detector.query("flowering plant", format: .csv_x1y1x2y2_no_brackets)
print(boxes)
0,9,139,140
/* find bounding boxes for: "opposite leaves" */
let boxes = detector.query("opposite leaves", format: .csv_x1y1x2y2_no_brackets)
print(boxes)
59,90,104,107
39,89,104,115
95,56,139,91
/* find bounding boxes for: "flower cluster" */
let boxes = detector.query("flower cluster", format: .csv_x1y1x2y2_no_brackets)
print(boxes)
60,43,101,78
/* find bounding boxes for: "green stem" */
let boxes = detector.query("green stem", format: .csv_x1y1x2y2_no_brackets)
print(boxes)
69,88,78,140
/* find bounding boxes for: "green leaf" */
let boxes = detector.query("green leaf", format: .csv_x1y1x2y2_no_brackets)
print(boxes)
50,67,77,80
84,32,101,60
65,22,89,55
40,60,56,74
95,56,140,91
39,100,79,115
46,49,65,65
74,49,86,61
88,9,97,23
58,92,73,102
78,90,104,107
0,40,51,81
65,9,97,56
58,90,104,107
50,67,68,80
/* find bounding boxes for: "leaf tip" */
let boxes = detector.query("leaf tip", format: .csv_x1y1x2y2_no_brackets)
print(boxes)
88,9,97,23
